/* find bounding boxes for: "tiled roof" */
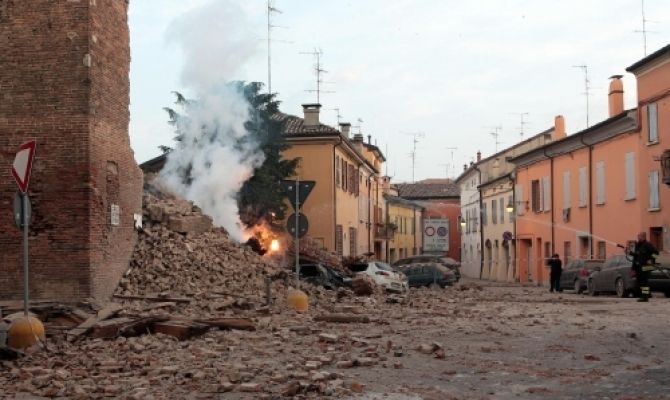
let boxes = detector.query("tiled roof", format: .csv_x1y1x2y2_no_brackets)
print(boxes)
396,182,460,199
272,113,342,137
384,194,424,209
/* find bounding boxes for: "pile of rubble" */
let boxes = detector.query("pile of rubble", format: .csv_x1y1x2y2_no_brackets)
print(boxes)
0,184,410,398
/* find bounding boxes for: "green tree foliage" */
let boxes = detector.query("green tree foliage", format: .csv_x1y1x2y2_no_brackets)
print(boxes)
237,82,300,227
163,82,299,228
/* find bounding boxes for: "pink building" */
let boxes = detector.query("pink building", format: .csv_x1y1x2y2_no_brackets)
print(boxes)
509,44,670,285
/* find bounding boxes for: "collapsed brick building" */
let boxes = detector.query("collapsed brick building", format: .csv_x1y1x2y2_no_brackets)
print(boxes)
0,1,142,301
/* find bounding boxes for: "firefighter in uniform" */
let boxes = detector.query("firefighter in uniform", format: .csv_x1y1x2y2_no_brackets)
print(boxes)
629,232,659,302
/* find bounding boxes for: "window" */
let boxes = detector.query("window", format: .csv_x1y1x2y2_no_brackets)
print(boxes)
335,225,343,256
544,242,551,262
349,227,357,256
508,195,514,220
531,179,541,212
564,241,572,263
492,199,497,224
597,241,606,260
649,170,660,210
625,152,635,200
648,102,658,143
340,158,347,192
515,185,525,216
563,170,571,209
499,197,504,223
578,166,587,207
596,161,605,205
482,203,487,225
542,176,551,211
335,156,341,187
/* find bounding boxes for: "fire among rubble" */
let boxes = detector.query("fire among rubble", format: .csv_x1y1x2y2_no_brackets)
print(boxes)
243,221,287,257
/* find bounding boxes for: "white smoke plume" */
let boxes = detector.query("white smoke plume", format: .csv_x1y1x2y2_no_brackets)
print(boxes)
159,0,262,241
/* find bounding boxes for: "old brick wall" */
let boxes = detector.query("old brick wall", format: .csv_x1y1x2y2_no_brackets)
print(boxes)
0,0,142,301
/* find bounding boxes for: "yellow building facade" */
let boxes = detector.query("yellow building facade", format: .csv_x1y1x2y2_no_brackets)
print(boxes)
385,195,424,263
278,105,385,258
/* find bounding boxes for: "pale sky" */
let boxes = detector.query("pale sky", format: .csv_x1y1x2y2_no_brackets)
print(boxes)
128,0,670,183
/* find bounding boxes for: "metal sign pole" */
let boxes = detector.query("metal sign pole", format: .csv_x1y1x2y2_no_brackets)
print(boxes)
22,192,29,316
295,178,300,287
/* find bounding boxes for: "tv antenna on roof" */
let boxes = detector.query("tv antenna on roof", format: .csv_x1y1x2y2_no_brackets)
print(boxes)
266,1,292,95
486,125,503,152
445,147,458,177
510,112,529,138
572,65,591,128
634,0,658,56
300,48,334,103
405,132,425,183
329,108,343,126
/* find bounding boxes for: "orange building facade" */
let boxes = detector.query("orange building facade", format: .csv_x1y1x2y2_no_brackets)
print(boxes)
509,44,670,285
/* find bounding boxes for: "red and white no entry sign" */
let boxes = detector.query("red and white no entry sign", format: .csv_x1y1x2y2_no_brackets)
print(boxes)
11,140,37,193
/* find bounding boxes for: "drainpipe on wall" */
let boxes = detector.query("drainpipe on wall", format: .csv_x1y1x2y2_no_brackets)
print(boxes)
473,165,485,279
579,135,594,257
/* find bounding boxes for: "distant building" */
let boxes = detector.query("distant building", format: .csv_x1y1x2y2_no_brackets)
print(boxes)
383,193,424,263
395,180,461,261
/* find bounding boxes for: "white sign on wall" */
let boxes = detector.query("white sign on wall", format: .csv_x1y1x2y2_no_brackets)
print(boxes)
423,218,449,252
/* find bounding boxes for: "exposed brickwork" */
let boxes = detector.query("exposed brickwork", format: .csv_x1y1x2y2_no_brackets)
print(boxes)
0,0,142,301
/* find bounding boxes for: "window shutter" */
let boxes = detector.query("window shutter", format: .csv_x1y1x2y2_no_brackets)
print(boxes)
648,103,658,143
649,170,660,209
335,156,341,188
596,161,605,205
349,164,355,193
563,171,571,209
492,199,497,224
499,197,504,223
515,185,525,216
625,152,635,200
578,167,587,207
342,160,347,191
542,176,551,211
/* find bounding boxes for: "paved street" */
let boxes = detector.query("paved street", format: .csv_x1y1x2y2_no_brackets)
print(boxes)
3,280,670,399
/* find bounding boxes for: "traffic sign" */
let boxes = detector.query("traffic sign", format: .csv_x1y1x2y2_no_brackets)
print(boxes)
11,140,37,193
13,192,32,229
281,180,316,211
287,213,309,238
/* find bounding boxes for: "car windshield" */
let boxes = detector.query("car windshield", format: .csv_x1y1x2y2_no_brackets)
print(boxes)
375,262,393,271
348,263,369,273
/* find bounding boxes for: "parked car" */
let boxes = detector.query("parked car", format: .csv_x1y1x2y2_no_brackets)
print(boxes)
649,254,670,297
589,253,670,298
392,255,461,281
587,255,637,298
398,262,457,288
559,259,604,293
299,263,351,290
348,261,408,293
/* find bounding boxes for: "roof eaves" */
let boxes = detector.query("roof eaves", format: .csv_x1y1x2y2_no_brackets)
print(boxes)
626,43,670,73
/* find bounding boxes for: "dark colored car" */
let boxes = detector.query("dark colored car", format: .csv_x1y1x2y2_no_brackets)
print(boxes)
649,255,670,297
589,254,670,298
587,255,637,298
559,259,604,293
396,262,456,288
299,263,351,290
392,255,461,281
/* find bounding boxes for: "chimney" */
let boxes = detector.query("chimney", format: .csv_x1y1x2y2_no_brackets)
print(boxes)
302,103,321,126
476,151,481,162
339,122,351,137
554,115,566,140
463,164,467,172
353,133,364,143
367,135,372,144
608,75,624,117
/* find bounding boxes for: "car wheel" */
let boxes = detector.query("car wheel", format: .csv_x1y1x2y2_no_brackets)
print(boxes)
574,279,582,294
587,279,598,296
615,278,628,298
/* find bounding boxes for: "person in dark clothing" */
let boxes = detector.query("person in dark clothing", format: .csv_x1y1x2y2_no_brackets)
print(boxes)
629,232,659,302
548,254,563,293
